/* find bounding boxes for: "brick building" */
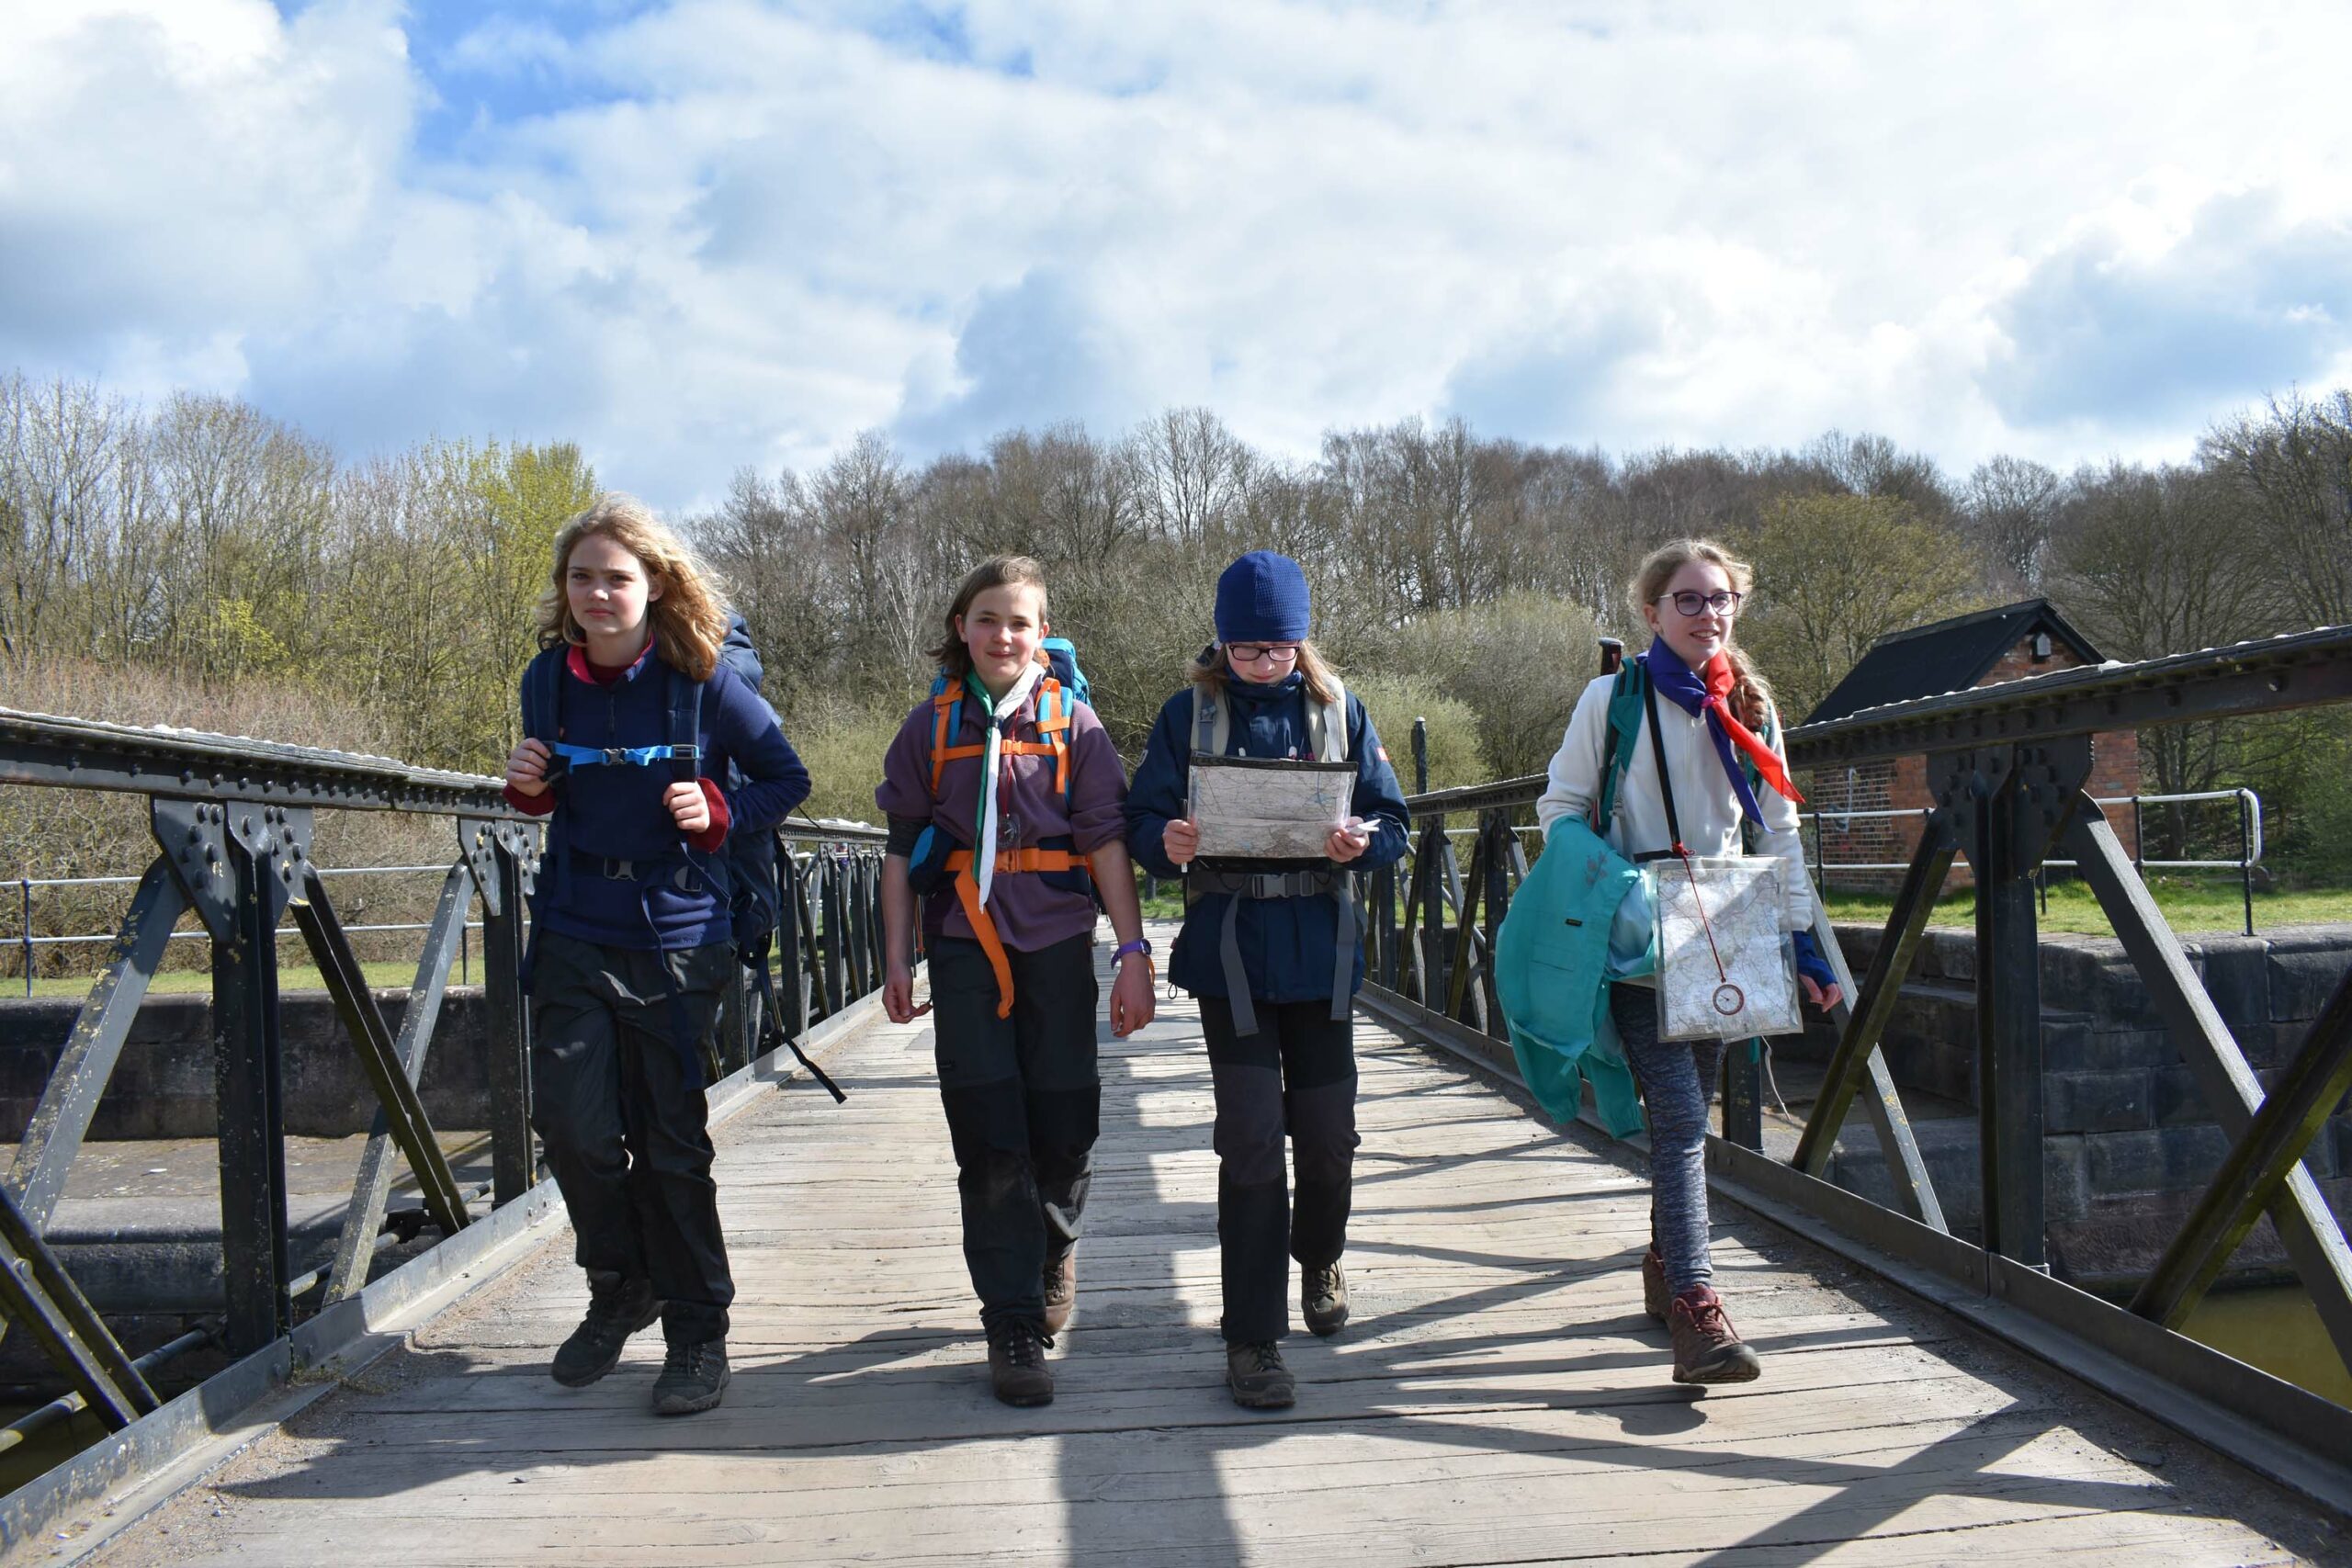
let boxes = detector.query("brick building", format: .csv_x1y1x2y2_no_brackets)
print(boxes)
1801,601,2140,886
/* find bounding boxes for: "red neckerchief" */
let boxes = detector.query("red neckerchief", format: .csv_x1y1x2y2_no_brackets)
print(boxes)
1701,652,1804,805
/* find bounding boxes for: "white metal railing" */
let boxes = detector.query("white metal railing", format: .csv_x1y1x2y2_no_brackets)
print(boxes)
1804,788,2265,936
7,864,483,996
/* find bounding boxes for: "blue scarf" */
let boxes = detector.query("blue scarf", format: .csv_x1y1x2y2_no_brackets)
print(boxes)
1645,637,1768,827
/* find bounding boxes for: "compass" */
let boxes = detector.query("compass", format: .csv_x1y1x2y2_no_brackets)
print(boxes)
1712,981,1746,1017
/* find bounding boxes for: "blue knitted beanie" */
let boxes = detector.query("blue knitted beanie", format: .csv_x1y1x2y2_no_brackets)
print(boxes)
1214,551,1311,644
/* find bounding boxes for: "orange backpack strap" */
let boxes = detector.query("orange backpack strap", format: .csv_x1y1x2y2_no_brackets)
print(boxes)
929,686,987,797
943,842,1082,1019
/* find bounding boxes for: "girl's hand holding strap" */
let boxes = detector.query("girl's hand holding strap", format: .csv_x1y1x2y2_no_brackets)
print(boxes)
504,739,551,797
664,780,712,836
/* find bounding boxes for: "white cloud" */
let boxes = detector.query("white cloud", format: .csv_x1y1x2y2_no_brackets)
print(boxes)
6,0,2352,505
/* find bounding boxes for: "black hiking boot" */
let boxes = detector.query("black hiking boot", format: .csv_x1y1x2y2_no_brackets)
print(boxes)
550,1273,662,1388
1302,1261,1350,1337
650,1337,730,1416
986,1318,1055,1407
1226,1341,1296,1409
1043,1247,1077,1335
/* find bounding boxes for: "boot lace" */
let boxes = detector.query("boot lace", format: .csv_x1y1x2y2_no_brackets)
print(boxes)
1674,1290,1735,1343
989,1320,1052,1368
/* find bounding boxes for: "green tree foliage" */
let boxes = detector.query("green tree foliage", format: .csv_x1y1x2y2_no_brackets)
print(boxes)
17,363,2352,887
1737,493,1988,724
1348,673,1484,794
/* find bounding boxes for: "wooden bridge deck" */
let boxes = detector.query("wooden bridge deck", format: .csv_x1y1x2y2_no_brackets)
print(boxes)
92,939,2343,1566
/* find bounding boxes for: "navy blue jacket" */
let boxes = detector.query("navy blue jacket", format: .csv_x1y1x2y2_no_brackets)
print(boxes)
526,643,810,952
1125,674,1408,1001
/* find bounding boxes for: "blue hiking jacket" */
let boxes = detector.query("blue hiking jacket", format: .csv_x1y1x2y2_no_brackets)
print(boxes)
526,643,810,952
1125,673,1409,1001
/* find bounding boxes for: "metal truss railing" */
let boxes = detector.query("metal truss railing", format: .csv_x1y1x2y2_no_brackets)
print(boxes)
1353,627,2352,1501
0,706,888,1468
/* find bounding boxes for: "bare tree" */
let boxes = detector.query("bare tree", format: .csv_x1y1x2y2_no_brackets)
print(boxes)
1962,454,2064,592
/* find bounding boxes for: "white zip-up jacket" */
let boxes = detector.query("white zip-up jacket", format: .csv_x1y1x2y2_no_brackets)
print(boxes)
1533,671,1816,933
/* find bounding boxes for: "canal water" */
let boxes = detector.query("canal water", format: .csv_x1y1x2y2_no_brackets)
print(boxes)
2182,1283,2352,1407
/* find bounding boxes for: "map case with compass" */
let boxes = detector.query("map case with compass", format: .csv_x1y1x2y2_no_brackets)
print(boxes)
1645,853,1802,1043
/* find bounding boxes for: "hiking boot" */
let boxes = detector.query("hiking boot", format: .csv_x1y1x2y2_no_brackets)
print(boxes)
550,1274,662,1388
650,1337,729,1416
1302,1261,1349,1337
1043,1248,1077,1335
1642,1246,1668,1324
1669,1286,1761,1385
986,1318,1055,1407
1227,1341,1296,1410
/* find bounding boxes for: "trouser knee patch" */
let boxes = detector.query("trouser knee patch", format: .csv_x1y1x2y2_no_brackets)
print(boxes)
941,1079,1027,1169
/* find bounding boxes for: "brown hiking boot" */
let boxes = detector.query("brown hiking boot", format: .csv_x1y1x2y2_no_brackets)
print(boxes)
1669,1285,1761,1384
1043,1248,1076,1335
1226,1341,1296,1409
1302,1261,1349,1337
986,1318,1055,1407
1641,1246,1668,1324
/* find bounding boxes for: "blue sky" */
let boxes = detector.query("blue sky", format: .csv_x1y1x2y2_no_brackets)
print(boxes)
8,1,2352,509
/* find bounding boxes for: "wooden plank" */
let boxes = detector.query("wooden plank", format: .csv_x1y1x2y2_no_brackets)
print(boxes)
96,928,2323,1568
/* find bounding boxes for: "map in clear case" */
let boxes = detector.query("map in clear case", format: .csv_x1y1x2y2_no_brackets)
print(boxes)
1645,854,1801,1042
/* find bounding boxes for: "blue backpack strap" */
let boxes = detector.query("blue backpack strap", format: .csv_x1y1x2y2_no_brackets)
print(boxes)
523,646,566,760
667,663,704,786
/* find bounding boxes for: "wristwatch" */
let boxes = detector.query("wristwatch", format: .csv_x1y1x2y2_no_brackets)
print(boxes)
1113,938,1154,964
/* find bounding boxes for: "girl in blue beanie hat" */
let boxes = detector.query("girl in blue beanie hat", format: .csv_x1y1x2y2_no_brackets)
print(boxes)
1125,551,1409,1409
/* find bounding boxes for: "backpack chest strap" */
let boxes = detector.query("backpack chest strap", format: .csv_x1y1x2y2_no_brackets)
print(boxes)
551,741,701,770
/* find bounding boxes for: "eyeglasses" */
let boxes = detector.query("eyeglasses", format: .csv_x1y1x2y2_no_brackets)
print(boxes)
1660,590,1743,617
1227,643,1300,665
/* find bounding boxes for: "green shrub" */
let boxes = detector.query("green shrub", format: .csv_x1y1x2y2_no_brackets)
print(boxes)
1345,672,1485,795
781,691,912,827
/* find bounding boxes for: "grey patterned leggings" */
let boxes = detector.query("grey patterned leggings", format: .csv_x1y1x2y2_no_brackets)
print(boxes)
1610,984,1724,1298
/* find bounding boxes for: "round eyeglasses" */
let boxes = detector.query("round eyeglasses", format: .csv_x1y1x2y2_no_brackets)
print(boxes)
1660,590,1743,617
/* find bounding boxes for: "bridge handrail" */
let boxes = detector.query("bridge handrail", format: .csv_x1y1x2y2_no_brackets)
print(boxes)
1354,630,2352,1509
0,708,894,1493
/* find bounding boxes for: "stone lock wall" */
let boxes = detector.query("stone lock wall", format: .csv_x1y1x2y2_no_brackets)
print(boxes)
1794,923,2352,1289
0,989,497,1140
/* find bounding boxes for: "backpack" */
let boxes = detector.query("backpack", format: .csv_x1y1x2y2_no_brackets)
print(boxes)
521,617,844,1100
1189,674,1348,764
1041,637,1089,707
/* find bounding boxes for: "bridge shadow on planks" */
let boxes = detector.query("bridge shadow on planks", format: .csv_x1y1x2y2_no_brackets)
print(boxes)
152,970,2347,1567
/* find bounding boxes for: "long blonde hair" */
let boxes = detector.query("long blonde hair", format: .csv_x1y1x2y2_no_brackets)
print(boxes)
1630,538,1775,730
1189,639,1343,705
536,494,729,682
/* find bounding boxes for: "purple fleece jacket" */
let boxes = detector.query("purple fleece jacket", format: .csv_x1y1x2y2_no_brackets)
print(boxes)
875,685,1127,953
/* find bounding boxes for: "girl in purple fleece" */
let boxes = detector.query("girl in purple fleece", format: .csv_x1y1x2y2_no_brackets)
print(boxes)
876,554,1155,1408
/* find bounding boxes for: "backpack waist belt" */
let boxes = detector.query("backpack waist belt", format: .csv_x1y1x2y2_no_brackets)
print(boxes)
1188,866,1356,1037
569,846,691,883
944,846,1084,1019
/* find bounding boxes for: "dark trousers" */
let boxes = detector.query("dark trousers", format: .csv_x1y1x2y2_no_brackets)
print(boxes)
530,931,736,1343
1200,995,1360,1344
929,933,1102,1330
